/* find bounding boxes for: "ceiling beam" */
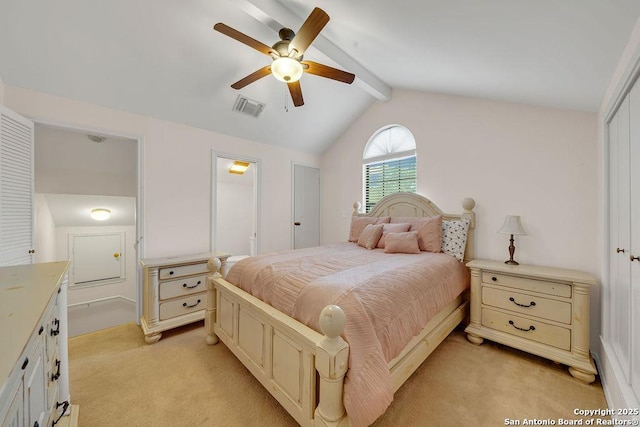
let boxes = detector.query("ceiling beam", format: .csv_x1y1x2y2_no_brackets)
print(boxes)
238,0,391,101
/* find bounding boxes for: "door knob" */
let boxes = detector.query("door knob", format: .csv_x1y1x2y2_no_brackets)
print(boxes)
114,253,120,258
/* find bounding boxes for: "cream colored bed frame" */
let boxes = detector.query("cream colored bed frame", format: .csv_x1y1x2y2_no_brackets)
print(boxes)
205,193,476,426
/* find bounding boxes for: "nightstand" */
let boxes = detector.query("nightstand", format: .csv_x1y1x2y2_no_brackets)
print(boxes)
140,252,229,343
464,259,598,383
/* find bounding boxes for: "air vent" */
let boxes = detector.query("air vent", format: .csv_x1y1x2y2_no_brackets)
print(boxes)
232,95,265,118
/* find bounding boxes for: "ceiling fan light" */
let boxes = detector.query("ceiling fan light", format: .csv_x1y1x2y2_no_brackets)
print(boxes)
271,57,303,83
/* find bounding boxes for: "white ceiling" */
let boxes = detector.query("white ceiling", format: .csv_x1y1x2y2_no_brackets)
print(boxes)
1,1,639,154
42,194,136,227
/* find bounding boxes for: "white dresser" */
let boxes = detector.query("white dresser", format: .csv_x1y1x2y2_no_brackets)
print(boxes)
140,252,229,343
464,259,598,383
0,261,77,427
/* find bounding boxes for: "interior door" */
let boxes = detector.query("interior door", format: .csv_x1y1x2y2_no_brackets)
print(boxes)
0,104,34,266
293,164,320,249
71,233,124,285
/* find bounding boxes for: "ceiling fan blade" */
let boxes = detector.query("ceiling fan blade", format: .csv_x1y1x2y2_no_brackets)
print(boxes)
287,81,304,107
302,61,355,84
231,66,272,90
214,23,276,56
289,8,330,57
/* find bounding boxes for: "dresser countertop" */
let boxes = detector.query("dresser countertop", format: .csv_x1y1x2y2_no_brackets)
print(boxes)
0,261,70,385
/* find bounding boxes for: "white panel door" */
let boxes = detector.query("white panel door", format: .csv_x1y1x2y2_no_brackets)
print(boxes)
0,105,34,266
293,164,320,249
71,233,124,285
628,81,640,399
614,94,632,380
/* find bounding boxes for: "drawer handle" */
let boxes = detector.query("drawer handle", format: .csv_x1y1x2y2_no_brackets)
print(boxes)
183,299,202,309
509,297,536,308
51,359,61,382
182,281,201,289
508,320,535,332
50,318,60,336
617,248,626,253
631,255,640,262
491,276,497,282
51,401,70,426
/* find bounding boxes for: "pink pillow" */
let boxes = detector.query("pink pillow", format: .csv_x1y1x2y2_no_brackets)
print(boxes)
384,231,421,254
348,216,390,242
376,223,412,248
413,215,443,253
357,223,384,249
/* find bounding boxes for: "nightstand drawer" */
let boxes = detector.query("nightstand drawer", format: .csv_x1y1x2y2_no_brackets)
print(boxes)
159,294,205,320
159,262,209,280
481,272,571,298
482,287,572,324
481,308,570,350
159,275,207,300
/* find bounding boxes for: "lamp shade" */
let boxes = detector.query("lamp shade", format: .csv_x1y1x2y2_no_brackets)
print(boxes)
497,215,526,235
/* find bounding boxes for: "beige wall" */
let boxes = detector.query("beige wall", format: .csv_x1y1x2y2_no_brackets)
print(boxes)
4,86,320,259
322,89,598,274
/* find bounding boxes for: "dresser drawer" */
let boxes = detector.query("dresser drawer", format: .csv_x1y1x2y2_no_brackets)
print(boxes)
159,275,207,300
482,287,572,324
159,294,205,320
481,308,570,351
481,272,571,298
159,262,209,280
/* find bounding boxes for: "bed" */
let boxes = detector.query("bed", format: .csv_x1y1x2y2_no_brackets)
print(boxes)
205,192,476,426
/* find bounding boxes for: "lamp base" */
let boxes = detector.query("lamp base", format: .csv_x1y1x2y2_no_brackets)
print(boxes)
504,259,519,265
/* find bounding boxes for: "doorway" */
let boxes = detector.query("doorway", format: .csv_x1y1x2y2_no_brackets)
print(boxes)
33,124,143,337
212,152,260,259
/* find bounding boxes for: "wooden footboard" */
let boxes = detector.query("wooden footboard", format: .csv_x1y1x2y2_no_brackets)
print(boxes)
205,258,468,426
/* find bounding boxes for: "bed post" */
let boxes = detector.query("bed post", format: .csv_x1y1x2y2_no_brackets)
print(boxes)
205,257,223,345
315,305,350,427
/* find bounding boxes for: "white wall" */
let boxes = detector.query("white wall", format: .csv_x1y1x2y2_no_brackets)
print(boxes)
4,86,320,259
33,193,56,263
0,74,4,105
322,89,597,272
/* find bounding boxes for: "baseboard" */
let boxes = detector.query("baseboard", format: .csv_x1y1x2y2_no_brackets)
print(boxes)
599,336,639,414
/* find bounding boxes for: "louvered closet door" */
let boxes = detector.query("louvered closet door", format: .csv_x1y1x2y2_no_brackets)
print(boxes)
0,104,34,266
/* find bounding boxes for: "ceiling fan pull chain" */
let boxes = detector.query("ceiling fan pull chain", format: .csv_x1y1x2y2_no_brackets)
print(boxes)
284,86,289,112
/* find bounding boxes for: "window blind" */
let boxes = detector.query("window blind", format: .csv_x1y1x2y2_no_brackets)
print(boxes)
364,156,416,212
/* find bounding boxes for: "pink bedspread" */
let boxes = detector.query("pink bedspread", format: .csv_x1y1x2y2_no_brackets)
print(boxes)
225,242,470,426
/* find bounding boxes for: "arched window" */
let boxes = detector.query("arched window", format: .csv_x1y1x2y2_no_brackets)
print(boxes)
363,125,417,212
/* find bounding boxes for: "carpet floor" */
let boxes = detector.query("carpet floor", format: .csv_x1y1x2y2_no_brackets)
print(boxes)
67,321,609,426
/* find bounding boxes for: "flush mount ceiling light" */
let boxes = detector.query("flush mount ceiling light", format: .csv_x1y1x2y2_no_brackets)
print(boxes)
229,161,250,175
91,208,111,221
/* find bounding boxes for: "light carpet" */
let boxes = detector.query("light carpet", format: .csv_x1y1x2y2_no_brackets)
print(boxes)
67,322,608,426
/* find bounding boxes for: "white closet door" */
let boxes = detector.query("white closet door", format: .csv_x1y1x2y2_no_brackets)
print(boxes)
0,105,34,266
629,81,640,399
614,94,632,381
609,110,619,341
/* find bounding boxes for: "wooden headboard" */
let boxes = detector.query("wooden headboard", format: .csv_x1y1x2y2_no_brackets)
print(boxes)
353,192,476,261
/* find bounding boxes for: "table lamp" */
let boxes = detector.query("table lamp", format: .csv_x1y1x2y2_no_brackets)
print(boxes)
498,215,526,265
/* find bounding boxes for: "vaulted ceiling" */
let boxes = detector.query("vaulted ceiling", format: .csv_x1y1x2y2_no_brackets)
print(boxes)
1,1,639,154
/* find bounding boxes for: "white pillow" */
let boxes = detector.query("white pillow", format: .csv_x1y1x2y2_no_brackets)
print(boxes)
441,219,470,262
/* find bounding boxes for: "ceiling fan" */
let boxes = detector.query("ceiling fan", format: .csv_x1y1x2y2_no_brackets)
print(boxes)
214,7,355,107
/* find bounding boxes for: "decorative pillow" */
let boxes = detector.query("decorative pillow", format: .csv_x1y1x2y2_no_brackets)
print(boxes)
348,216,390,242
384,231,421,254
441,219,470,262
413,215,443,253
357,223,384,249
376,223,412,248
